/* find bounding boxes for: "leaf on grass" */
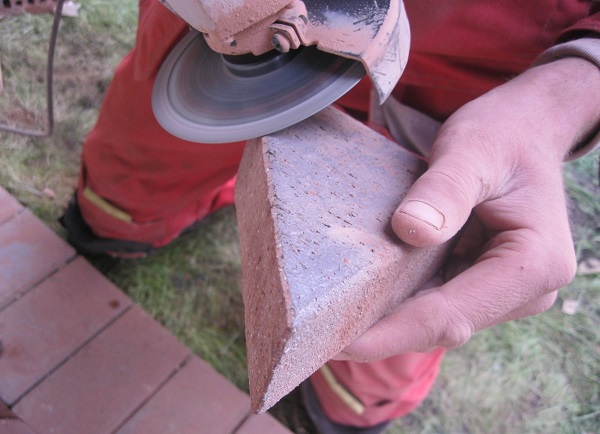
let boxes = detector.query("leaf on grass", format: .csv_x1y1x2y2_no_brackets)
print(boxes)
42,187,56,199
62,1,81,17
578,257,600,275
561,299,579,315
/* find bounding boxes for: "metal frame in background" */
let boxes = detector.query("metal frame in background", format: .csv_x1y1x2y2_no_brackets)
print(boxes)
0,0,66,137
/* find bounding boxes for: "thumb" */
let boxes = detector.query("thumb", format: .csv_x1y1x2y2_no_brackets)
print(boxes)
393,150,495,247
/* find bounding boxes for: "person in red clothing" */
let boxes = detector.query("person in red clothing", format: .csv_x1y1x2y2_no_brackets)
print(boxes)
60,1,600,433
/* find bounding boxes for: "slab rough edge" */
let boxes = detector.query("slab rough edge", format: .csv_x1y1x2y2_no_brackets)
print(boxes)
237,107,454,413
236,137,295,413
261,245,449,409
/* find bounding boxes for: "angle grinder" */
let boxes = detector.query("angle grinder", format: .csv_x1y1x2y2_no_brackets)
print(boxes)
152,0,410,144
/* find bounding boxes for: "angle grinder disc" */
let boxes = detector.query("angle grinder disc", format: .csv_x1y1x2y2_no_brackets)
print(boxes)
152,31,366,144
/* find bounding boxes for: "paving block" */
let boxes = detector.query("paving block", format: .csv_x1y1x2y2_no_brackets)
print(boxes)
0,401,35,433
0,256,132,404
235,414,292,434
116,356,281,434
0,187,23,225
236,107,454,412
0,211,75,309
13,305,190,434
0,418,37,434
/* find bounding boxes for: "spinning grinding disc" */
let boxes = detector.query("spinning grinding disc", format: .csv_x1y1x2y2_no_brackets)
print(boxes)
152,31,366,144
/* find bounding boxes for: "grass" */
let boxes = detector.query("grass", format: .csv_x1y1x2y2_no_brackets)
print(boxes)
0,1,137,228
1,3,599,433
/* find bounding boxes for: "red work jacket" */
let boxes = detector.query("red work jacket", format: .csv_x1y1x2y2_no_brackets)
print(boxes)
339,0,600,120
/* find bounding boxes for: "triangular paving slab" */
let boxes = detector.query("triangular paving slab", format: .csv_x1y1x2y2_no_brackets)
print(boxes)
236,107,454,412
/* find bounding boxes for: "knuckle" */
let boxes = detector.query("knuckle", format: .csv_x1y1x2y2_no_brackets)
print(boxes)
416,292,475,350
531,292,558,315
433,124,501,197
555,247,577,286
528,238,577,290
514,292,558,319
439,318,474,349
427,165,480,206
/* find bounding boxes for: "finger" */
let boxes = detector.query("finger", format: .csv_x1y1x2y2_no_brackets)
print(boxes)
335,230,575,362
490,291,558,326
392,129,504,247
333,291,559,362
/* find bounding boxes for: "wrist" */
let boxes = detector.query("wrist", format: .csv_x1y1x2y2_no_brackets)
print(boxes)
529,40,600,160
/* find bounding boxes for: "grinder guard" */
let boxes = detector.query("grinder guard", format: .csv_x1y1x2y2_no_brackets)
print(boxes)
161,0,410,104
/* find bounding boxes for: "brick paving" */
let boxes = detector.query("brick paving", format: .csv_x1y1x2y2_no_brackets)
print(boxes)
0,186,291,434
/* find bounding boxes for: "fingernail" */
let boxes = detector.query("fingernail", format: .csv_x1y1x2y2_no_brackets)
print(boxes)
399,200,444,230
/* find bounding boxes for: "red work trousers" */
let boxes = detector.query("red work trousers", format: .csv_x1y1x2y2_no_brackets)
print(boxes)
77,0,445,426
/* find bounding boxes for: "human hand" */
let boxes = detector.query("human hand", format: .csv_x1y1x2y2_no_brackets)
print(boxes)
336,57,600,361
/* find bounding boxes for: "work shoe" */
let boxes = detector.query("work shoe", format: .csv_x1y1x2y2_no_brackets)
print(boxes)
59,195,155,258
300,380,391,434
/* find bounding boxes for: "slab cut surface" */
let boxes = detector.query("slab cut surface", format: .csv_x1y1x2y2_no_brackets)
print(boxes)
236,107,453,412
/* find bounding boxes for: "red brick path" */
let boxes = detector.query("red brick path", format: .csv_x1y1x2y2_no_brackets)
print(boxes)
0,187,291,434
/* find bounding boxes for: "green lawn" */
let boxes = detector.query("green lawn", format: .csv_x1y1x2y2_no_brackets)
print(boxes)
1,2,598,433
